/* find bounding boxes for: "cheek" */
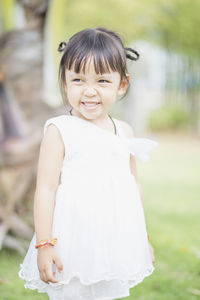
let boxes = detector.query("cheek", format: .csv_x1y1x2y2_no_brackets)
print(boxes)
66,85,81,99
100,91,117,107
103,87,118,100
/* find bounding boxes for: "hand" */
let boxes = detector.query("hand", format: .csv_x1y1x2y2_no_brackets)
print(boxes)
148,242,155,263
37,246,63,283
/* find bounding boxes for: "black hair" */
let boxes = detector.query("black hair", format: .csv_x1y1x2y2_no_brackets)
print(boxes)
58,27,139,104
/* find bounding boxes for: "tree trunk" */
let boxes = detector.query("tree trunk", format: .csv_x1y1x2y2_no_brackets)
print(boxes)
0,0,64,252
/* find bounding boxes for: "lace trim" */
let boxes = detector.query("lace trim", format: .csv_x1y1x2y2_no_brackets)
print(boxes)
19,263,155,293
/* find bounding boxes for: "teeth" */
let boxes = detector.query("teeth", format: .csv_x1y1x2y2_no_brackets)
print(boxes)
83,102,99,106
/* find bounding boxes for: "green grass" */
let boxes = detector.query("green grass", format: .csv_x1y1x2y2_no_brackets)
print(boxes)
130,133,200,300
0,133,199,300
0,249,48,300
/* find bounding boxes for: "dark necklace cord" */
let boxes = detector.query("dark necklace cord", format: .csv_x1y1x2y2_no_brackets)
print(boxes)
69,108,117,135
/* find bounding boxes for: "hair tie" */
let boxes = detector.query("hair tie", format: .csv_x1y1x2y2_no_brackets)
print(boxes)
58,42,67,52
125,47,140,61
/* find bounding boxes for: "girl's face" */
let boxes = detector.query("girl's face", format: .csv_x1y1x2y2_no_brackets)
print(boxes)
64,57,129,121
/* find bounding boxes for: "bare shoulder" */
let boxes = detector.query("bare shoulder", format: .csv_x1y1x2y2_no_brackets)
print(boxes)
36,123,65,191
118,119,135,138
42,123,65,156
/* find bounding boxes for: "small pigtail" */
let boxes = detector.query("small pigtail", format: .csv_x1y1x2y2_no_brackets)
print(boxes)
125,47,140,61
58,42,67,52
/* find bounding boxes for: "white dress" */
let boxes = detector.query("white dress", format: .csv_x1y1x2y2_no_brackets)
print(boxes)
19,114,159,300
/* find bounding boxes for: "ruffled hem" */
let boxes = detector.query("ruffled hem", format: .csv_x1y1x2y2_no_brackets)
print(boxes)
19,263,155,294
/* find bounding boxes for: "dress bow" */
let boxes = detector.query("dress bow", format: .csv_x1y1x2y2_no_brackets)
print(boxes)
123,137,159,162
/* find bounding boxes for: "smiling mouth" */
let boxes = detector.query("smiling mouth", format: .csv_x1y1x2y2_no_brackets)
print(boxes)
81,102,101,109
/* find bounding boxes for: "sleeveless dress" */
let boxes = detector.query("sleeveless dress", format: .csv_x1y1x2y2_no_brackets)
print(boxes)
19,114,159,300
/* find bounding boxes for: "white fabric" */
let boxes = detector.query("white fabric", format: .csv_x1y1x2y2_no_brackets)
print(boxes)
19,114,159,300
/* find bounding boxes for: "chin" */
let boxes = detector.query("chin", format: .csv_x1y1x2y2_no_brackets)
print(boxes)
80,108,103,119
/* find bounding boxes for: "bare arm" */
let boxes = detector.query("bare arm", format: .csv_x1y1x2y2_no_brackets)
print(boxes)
34,123,65,282
34,124,65,241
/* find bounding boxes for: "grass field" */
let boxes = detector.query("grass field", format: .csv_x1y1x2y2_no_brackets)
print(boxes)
0,132,199,300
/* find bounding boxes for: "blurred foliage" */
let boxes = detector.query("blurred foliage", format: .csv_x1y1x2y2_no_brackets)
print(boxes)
47,0,66,65
148,104,191,131
60,0,149,43
144,0,200,58
57,0,200,59
0,0,15,31
1,0,200,58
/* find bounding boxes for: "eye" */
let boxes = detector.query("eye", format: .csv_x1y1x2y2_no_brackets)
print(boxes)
98,79,110,83
72,78,82,82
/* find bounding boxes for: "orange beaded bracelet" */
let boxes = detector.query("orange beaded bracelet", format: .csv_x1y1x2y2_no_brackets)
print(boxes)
35,238,58,249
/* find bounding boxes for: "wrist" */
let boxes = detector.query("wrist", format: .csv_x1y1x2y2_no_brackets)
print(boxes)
35,237,57,249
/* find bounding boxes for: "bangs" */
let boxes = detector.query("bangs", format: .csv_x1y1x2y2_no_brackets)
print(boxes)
67,50,119,75
62,30,126,76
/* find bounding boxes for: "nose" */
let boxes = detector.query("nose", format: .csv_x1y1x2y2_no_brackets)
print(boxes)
83,85,97,97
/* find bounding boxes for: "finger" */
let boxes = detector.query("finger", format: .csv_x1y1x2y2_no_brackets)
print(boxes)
45,265,58,283
53,256,63,273
41,271,48,283
39,270,45,282
47,276,59,283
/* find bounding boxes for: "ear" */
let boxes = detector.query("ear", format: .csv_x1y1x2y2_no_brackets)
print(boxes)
117,74,130,96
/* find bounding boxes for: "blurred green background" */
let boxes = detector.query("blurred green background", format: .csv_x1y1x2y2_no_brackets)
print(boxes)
0,0,199,299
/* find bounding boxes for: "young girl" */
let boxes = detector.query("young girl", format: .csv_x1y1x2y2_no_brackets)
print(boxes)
19,27,158,300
